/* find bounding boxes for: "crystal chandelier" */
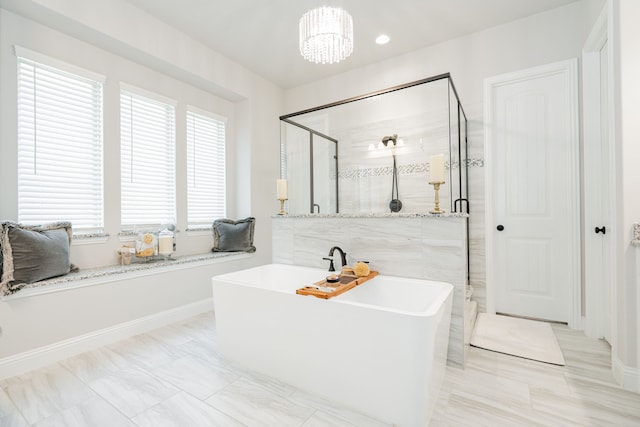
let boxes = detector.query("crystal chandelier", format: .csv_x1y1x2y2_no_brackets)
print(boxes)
299,6,353,64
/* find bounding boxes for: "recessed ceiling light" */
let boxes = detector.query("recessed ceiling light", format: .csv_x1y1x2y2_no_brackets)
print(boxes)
375,34,390,45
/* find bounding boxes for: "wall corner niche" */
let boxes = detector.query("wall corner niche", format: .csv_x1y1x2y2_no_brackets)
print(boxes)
279,73,469,216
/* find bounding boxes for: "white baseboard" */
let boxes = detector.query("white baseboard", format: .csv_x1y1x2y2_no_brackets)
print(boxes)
612,354,640,393
0,298,213,380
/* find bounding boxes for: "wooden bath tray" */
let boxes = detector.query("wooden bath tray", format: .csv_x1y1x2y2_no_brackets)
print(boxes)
296,271,378,299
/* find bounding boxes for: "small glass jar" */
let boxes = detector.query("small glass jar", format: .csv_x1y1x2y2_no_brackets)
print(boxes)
135,232,158,258
158,228,174,258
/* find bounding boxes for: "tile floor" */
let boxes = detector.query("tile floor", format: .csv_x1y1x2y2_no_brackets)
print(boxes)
0,312,639,426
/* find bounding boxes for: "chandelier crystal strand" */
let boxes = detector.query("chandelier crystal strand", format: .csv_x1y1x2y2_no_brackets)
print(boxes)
299,6,353,64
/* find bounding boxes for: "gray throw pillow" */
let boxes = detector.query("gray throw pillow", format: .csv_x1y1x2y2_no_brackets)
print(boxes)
0,221,74,296
212,217,256,253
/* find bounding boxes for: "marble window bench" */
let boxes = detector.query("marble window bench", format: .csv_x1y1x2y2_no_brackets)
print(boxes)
1,252,253,301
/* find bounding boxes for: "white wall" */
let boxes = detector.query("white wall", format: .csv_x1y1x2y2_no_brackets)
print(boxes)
284,0,605,316
611,0,640,391
0,2,282,268
0,1,283,363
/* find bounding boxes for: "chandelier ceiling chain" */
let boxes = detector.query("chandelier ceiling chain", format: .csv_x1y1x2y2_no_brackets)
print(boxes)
299,6,353,64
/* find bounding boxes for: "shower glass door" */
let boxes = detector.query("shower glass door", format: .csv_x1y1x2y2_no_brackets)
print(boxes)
280,119,338,214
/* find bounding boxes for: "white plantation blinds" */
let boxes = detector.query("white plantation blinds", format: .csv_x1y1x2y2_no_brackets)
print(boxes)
120,89,176,229
17,52,104,232
186,109,226,227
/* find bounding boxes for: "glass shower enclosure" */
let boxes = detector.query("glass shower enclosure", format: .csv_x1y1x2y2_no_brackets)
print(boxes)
280,73,468,215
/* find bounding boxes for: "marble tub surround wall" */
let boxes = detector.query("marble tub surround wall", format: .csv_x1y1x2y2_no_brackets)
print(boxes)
272,214,468,367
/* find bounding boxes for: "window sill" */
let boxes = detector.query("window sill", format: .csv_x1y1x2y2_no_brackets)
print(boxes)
1,252,253,301
72,233,110,245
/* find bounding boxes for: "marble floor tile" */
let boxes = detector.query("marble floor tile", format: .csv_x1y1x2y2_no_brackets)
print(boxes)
235,367,299,399
147,320,213,347
31,396,134,427
152,355,239,400
106,334,183,371
132,392,245,427
2,363,95,424
2,310,639,427
288,389,391,427
205,377,315,427
437,392,554,427
443,365,532,414
301,410,359,427
0,413,30,427
88,367,179,418
60,346,131,384
177,336,227,367
0,386,20,418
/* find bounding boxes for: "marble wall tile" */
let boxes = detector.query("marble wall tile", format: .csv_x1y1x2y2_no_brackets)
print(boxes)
205,377,315,427
272,218,294,264
272,216,468,367
350,236,424,278
132,392,245,427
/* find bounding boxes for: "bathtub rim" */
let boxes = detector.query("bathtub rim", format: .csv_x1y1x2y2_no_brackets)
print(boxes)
211,263,454,317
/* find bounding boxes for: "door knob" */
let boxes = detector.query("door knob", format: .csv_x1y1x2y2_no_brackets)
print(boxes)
497,225,504,231
595,226,606,235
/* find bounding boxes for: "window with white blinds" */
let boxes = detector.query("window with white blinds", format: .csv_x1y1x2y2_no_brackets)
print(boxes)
120,88,176,229
17,51,104,233
186,108,226,228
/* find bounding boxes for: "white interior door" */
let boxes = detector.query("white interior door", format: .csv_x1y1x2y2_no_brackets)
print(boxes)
485,59,580,325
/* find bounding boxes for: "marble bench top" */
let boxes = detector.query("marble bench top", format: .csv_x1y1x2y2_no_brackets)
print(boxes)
4,252,249,298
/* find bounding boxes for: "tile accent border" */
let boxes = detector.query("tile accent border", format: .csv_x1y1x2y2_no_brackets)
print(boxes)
632,223,640,246
338,157,484,180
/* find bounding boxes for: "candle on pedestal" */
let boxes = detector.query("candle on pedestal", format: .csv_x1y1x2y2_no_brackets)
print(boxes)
277,179,288,199
429,154,445,183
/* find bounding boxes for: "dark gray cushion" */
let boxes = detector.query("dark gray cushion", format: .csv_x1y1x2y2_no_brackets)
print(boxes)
212,217,256,253
1,221,74,296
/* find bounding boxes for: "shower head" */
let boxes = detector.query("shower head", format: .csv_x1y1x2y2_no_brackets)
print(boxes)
382,134,398,147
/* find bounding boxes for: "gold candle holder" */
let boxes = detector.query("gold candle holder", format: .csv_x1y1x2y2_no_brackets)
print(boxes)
278,198,288,215
429,181,445,214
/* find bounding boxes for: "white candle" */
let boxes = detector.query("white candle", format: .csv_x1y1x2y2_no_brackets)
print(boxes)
429,154,445,183
277,179,288,199
159,235,173,255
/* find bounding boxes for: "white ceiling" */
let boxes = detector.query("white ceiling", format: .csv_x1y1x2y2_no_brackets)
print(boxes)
126,0,578,89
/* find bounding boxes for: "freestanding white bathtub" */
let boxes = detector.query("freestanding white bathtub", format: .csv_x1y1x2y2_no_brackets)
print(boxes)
211,263,453,427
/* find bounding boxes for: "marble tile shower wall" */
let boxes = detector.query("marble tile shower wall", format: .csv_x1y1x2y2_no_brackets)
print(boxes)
330,102,487,314
334,110,451,214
